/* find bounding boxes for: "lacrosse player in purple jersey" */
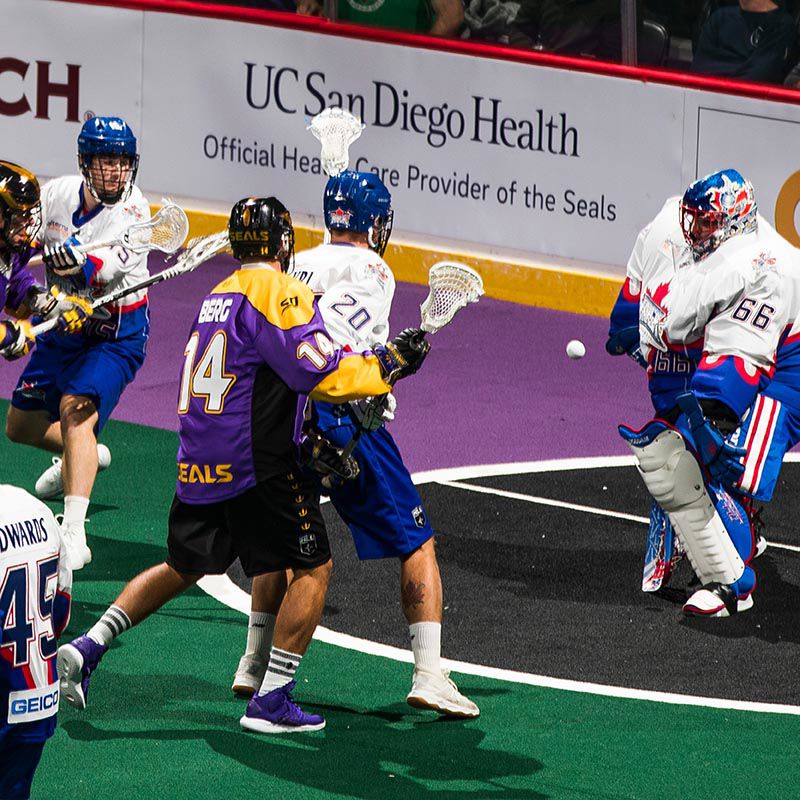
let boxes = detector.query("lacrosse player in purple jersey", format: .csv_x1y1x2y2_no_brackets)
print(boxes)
56,196,430,734
0,161,91,363
7,117,149,572
232,171,479,719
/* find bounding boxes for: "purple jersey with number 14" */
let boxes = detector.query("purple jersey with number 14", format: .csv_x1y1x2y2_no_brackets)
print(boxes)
176,264,391,504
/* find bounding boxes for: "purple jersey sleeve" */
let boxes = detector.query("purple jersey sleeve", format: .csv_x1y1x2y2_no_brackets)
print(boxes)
1,250,37,313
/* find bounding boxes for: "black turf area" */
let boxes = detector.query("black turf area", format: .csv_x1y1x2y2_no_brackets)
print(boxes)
229,463,800,706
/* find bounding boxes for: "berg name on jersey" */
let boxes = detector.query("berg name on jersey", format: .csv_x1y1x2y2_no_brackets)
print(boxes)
0,516,50,553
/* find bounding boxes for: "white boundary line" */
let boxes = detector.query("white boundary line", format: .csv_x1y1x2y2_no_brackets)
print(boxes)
197,455,800,717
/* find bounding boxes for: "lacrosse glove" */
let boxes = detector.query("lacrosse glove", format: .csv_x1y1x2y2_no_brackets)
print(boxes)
350,393,396,432
299,429,360,490
374,328,430,384
677,392,746,488
53,290,93,335
0,319,33,361
43,236,87,276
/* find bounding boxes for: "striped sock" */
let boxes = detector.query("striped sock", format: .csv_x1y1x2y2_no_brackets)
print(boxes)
257,646,302,695
87,605,132,647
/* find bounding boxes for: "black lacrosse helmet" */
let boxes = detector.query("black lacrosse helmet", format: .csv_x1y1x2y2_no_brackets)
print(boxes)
228,197,294,271
0,160,42,254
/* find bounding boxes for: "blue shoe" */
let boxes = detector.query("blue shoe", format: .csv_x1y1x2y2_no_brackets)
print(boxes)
57,634,108,710
240,680,325,733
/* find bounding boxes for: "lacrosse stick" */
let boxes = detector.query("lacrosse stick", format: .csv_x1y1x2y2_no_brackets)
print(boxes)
28,230,229,337
307,107,365,178
338,261,485,461
28,202,189,267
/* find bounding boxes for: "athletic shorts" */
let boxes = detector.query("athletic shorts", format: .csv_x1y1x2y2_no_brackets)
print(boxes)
730,392,800,502
0,732,46,800
314,402,434,560
11,333,146,433
167,470,330,576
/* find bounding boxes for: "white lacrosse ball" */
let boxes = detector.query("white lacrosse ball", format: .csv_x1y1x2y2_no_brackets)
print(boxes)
566,339,586,360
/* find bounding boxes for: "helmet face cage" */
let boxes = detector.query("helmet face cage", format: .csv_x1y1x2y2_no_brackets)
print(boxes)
228,197,295,271
78,116,139,205
0,160,42,254
323,170,393,256
680,169,757,260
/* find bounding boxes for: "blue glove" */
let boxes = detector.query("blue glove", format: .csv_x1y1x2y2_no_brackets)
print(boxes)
606,325,647,368
677,392,746,487
43,236,87,277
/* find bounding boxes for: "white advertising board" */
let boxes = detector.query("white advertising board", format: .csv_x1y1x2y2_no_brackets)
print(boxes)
3,0,800,267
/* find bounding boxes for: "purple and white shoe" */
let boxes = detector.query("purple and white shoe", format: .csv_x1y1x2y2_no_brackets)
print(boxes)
240,680,325,733
57,634,108,710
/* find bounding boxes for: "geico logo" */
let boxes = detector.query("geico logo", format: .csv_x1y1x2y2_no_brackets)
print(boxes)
230,231,270,242
0,58,80,121
775,170,800,248
198,298,233,324
10,689,59,715
178,463,234,484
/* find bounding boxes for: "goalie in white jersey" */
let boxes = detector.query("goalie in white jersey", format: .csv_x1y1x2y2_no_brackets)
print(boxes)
609,169,800,616
7,117,151,572
0,485,72,800
232,170,478,718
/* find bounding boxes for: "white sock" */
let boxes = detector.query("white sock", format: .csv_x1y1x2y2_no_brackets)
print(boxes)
87,605,132,647
245,611,276,657
63,495,90,528
257,646,301,695
409,621,442,674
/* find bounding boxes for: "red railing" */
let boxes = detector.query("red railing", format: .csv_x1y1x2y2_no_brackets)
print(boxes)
57,0,800,105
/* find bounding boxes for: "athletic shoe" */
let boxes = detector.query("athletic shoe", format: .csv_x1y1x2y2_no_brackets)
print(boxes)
58,518,92,571
35,443,112,500
755,536,768,558
232,653,267,697
239,680,325,733
682,582,754,618
406,669,480,719
57,634,108,710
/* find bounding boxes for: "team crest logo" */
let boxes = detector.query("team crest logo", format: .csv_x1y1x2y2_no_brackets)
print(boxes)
366,261,389,282
412,505,426,528
640,282,670,352
752,252,777,272
299,533,317,556
18,380,45,401
328,207,352,226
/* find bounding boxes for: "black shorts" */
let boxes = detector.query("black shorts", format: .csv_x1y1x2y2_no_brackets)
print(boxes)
166,469,330,577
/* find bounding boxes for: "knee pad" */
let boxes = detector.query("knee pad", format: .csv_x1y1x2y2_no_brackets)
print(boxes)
621,421,745,586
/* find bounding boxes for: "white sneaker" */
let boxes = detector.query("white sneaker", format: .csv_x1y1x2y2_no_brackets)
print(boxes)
35,444,112,500
683,583,753,618
232,653,268,697
59,520,92,571
406,669,480,719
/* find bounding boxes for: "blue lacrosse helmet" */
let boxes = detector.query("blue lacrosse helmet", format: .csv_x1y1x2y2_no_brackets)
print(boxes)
78,116,139,205
680,169,757,261
323,170,393,256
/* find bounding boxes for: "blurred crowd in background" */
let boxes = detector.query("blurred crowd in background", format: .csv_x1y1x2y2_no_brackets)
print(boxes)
210,0,800,89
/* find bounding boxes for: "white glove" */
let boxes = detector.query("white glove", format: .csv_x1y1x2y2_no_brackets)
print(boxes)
44,237,87,276
350,393,396,432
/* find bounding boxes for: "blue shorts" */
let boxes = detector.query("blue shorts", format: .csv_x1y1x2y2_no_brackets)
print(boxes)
314,403,433,560
731,391,800,502
11,333,146,433
0,731,46,800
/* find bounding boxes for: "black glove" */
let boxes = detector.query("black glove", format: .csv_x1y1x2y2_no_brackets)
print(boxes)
43,237,87,277
298,430,360,489
374,328,430,384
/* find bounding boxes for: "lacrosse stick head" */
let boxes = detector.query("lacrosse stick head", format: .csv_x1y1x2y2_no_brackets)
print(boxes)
420,261,484,334
307,107,365,177
169,230,230,275
123,202,189,255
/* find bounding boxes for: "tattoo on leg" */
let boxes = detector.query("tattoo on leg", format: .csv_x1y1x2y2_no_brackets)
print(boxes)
402,580,426,610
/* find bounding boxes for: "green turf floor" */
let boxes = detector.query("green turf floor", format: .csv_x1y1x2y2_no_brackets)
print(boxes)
1,402,799,799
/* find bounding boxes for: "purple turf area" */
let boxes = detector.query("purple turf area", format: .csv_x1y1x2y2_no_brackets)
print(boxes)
0,255,652,471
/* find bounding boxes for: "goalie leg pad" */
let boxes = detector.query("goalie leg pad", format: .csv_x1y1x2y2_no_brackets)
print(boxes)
620,421,745,586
